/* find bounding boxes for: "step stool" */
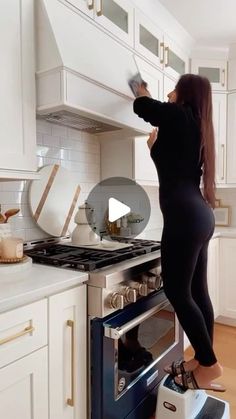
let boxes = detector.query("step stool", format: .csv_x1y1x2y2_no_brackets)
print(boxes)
156,375,230,419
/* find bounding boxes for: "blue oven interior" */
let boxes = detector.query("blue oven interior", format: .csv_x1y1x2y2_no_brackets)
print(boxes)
91,289,183,419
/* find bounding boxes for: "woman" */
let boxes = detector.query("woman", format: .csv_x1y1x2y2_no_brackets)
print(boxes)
133,74,225,392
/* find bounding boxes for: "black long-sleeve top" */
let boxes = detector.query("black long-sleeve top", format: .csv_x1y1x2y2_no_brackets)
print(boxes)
133,97,202,197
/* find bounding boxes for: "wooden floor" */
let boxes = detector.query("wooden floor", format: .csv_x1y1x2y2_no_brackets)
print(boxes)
185,323,236,419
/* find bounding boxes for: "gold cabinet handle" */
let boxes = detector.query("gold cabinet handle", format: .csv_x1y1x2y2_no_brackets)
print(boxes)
67,320,75,407
221,144,225,180
165,46,169,67
160,42,165,64
96,0,102,16
221,69,226,87
87,0,94,10
0,326,35,346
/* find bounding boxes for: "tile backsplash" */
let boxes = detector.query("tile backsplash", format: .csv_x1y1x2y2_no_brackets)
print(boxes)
1,119,236,242
0,120,162,242
0,120,100,241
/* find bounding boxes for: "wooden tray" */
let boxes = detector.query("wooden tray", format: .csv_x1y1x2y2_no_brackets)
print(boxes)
0,255,28,264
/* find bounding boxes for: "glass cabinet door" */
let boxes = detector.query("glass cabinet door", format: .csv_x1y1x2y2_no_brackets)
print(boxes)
94,0,134,46
65,0,94,16
163,36,189,80
191,59,227,91
134,10,164,69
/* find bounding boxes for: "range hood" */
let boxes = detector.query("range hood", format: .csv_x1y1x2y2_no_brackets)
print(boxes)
36,0,150,135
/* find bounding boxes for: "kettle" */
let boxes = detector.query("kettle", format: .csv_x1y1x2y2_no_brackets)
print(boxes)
71,202,100,246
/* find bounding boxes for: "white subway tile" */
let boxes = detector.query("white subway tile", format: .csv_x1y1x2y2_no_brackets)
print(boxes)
52,124,68,137
43,134,60,147
36,119,52,135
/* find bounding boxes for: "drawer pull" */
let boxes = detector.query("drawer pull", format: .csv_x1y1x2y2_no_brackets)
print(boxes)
87,0,94,10
67,320,75,407
0,326,35,346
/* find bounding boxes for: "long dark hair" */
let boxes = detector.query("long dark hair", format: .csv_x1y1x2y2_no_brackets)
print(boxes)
175,74,216,208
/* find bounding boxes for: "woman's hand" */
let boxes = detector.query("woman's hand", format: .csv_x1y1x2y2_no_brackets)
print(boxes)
135,82,151,98
147,128,158,150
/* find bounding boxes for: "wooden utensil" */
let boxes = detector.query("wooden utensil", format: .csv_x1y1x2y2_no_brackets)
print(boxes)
4,208,20,223
0,213,5,223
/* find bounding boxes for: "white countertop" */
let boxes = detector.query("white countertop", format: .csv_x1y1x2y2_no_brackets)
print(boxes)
1,226,236,314
0,263,88,314
138,227,236,241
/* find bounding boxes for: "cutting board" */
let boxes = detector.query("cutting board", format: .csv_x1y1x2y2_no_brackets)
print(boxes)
29,165,80,237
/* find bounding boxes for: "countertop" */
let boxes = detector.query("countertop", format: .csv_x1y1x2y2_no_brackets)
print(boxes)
138,227,236,241
0,263,88,314
1,226,236,314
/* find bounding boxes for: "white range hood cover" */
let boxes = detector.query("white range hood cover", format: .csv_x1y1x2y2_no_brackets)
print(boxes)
36,0,150,135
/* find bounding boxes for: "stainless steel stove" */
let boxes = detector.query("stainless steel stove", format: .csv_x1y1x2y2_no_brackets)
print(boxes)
25,237,183,419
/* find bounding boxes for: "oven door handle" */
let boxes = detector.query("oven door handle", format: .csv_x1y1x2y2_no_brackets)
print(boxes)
104,300,169,340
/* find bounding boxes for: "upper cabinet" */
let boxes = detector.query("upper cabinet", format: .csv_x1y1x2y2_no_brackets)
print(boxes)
212,93,227,184
163,36,189,80
134,10,189,80
226,93,236,184
65,0,134,46
191,59,227,91
134,10,164,70
0,0,38,180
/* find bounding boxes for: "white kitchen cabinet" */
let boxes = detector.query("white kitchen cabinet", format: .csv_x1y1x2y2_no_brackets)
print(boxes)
101,136,158,185
49,285,87,419
226,93,236,184
163,75,176,102
0,0,38,179
66,0,134,46
191,59,227,91
162,36,189,80
134,9,164,70
212,93,227,185
218,238,236,323
207,237,219,318
0,347,48,419
135,56,164,100
65,0,94,17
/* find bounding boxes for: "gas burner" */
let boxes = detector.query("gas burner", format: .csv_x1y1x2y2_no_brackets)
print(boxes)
25,239,161,272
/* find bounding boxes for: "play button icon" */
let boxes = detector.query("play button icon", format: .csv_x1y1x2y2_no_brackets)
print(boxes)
85,176,151,238
108,198,130,222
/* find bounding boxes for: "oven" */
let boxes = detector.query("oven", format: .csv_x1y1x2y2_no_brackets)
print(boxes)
90,289,183,419
25,237,184,419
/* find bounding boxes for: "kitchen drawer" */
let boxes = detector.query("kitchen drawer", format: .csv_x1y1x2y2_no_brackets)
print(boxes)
0,299,47,368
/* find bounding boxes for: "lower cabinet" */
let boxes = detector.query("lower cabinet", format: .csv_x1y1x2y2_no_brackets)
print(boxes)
0,284,87,419
218,238,236,323
207,237,219,318
49,285,87,419
0,347,48,419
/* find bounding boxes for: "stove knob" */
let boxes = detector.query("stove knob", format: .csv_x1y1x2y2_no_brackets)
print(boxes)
124,287,137,303
147,275,162,290
138,283,148,297
109,292,125,310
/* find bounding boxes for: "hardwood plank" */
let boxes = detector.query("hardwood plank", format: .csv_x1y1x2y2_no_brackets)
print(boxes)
185,323,236,419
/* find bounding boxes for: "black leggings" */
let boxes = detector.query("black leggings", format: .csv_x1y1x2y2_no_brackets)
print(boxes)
160,183,216,367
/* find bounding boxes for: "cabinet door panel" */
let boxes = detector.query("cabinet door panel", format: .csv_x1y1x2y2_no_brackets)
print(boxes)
94,0,134,46
191,59,227,91
0,348,48,419
0,0,36,172
135,56,163,100
227,93,236,183
212,94,227,184
163,36,189,80
49,285,87,419
65,0,93,16
207,238,219,317
134,9,164,69
219,238,236,320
